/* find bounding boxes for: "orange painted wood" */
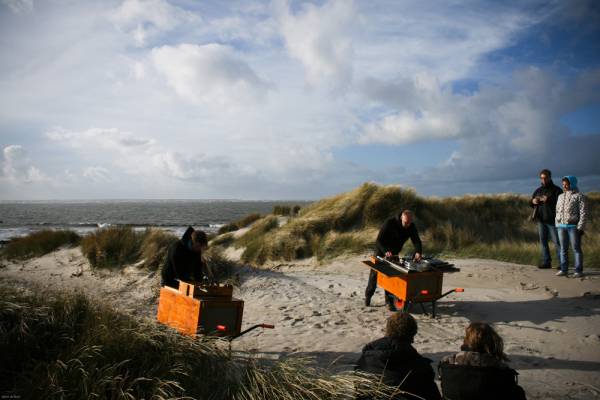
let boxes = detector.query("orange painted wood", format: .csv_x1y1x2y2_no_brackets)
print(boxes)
377,269,444,304
157,287,200,336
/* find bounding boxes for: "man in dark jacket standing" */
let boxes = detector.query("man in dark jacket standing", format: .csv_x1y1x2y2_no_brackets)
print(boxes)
355,312,441,400
365,210,422,310
530,169,562,269
161,226,208,288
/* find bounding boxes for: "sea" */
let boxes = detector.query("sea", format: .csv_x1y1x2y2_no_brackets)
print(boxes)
0,200,309,242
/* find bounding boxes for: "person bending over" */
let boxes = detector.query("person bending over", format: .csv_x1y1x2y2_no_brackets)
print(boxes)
365,210,422,310
355,312,441,400
439,322,526,400
161,226,208,288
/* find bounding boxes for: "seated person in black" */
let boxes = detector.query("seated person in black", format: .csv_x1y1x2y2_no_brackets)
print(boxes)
161,226,208,288
439,322,527,400
355,312,441,400
365,209,422,310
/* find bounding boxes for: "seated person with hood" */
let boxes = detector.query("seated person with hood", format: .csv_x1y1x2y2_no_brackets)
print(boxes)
355,312,441,400
161,226,208,289
439,322,526,400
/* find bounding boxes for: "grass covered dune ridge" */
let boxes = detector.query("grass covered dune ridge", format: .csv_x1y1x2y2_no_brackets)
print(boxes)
226,183,600,266
1,182,598,268
0,285,397,400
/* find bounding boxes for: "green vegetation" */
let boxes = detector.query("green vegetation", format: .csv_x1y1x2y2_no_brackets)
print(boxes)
218,213,263,234
80,226,147,269
0,285,394,400
228,183,600,267
140,229,179,270
1,229,80,260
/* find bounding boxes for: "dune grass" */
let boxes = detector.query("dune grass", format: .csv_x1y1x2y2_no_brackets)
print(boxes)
1,229,81,260
80,226,146,269
218,213,264,235
0,285,395,400
230,183,600,267
140,229,179,270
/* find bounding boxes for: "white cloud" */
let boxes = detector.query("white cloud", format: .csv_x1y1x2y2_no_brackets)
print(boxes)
277,0,356,90
47,127,155,151
151,43,270,106
2,145,45,183
1,0,33,14
82,166,114,183
110,0,198,47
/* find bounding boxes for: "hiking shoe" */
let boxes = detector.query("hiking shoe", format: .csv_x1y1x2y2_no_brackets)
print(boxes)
573,272,584,278
556,270,567,277
537,264,551,269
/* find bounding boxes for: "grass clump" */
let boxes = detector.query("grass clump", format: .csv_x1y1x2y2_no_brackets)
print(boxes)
1,229,80,260
80,226,145,269
140,229,178,270
218,213,263,234
0,285,397,400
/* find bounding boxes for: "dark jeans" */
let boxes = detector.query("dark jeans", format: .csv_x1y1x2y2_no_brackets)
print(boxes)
537,222,559,267
558,227,583,273
365,269,394,304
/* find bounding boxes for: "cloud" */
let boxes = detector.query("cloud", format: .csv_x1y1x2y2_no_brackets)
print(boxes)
47,127,155,151
110,0,198,47
277,0,356,90
151,43,270,106
1,0,33,14
2,145,45,183
82,166,114,183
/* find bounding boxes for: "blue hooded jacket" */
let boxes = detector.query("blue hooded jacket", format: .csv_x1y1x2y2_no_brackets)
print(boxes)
563,175,578,192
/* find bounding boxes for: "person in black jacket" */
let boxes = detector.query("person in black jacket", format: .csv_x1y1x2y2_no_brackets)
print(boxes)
530,169,562,269
365,210,422,310
161,226,208,288
355,312,441,400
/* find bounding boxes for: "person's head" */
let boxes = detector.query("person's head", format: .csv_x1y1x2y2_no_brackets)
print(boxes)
399,210,413,228
386,312,418,342
463,322,508,361
539,169,552,186
190,230,208,253
562,176,578,192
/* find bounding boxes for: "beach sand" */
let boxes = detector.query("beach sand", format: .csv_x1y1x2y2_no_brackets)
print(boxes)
1,247,599,400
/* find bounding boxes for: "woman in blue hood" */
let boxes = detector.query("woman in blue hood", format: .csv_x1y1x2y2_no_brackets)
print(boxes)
555,176,588,278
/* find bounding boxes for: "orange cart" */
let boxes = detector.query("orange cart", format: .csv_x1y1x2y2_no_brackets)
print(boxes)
363,256,463,317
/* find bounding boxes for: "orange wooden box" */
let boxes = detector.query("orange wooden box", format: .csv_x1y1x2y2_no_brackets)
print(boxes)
157,282,243,337
377,270,443,308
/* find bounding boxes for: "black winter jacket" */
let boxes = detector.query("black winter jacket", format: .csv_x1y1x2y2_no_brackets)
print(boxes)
375,217,422,257
530,181,562,224
355,337,441,400
161,226,204,288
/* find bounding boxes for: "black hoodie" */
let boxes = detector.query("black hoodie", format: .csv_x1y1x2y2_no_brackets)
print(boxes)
161,226,204,288
530,180,562,224
355,337,441,400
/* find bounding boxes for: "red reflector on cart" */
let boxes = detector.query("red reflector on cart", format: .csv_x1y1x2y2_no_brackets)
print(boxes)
455,288,464,292
216,325,227,331
420,290,429,295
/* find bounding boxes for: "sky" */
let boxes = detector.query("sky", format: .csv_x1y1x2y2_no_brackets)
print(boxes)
0,0,599,200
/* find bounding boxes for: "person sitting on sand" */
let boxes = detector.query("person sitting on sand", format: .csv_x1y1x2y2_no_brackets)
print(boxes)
355,312,441,400
161,226,208,289
365,210,422,311
438,322,526,400
555,176,587,278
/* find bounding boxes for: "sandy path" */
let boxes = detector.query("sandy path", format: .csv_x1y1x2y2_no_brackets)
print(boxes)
1,249,599,400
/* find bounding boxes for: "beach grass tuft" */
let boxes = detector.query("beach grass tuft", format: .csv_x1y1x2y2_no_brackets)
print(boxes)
0,284,397,400
140,229,178,270
1,229,80,260
80,226,145,269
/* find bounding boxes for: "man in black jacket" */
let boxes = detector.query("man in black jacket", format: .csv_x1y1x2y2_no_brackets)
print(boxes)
355,312,441,400
161,226,208,288
530,169,562,269
365,210,422,310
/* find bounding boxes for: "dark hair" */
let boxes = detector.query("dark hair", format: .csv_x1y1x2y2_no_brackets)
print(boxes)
463,322,508,361
539,169,551,178
191,230,208,246
386,312,418,342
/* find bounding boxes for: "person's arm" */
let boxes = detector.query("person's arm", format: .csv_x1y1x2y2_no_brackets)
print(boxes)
578,195,587,232
531,188,540,206
410,225,423,259
375,220,395,255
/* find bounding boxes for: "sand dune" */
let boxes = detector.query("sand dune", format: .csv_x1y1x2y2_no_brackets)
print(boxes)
1,248,599,400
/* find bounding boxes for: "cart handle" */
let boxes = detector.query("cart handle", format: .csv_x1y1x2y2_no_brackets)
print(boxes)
439,288,465,299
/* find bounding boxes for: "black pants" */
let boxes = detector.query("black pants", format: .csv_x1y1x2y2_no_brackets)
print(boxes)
365,269,394,305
